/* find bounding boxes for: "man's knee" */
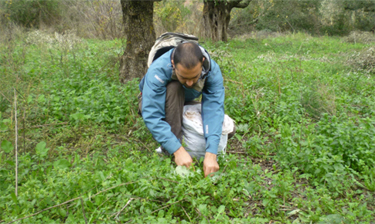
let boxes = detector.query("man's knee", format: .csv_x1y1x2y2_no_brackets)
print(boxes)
167,81,184,94
166,81,184,103
165,81,185,140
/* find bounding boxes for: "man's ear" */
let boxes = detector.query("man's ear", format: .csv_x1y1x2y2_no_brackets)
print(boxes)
171,59,175,69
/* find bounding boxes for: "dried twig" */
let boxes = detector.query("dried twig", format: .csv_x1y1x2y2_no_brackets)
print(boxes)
223,78,243,85
123,198,185,223
7,180,144,223
150,199,185,214
80,197,88,224
86,174,113,195
222,157,237,174
6,196,82,224
223,78,245,98
97,194,116,210
195,208,209,223
180,205,192,222
113,198,134,220
14,89,18,197
158,177,179,184
7,179,164,223
90,181,139,199
0,91,11,103
87,193,117,223
22,109,25,153
226,151,248,154
19,122,69,130
64,204,69,222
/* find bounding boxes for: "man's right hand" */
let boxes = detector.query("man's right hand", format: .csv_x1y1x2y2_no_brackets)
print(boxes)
173,146,193,168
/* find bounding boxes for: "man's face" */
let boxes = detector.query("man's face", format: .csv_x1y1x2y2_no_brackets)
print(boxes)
174,62,202,89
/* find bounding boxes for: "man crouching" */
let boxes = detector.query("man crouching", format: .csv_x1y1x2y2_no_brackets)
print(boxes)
138,41,226,177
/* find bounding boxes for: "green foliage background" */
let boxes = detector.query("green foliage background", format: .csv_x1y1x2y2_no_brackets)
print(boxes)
1,0,375,222
1,29,375,222
2,0,375,39
230,0,375,36
1,0,64,28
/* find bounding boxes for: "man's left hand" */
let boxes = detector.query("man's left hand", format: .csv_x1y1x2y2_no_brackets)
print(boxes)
203,152,219,177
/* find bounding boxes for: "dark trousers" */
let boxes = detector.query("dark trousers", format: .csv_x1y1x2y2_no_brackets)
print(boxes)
138,81,186,141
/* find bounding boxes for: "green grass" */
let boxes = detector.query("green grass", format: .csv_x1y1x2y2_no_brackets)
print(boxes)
1,31,375,223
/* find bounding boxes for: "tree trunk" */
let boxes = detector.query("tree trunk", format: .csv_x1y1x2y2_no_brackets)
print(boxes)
203,1,231,42
119,1,156,83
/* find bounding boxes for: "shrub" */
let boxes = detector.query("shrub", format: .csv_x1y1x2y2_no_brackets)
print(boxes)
154,0,203,37
230,0,374,37
0,0,123,40
343,31,375,44
320,12,351,36
348,47,375,75
300,82,337,120
154,1,190,32
2,0,63,28
230,0,322,35
61,0,124,39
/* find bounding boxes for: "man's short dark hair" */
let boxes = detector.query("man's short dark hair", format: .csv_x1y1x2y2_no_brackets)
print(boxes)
173,42,203,69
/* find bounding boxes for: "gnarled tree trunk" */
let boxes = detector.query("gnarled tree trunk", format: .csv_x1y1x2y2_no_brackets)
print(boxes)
119,1,156,83
203,0,252,42
203,1,231,42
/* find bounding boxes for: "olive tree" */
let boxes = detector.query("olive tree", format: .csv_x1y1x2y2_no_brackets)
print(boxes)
203,0,252,42
119,0,160,82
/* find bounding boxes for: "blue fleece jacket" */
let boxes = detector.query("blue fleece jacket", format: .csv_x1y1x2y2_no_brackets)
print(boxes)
139,48,224,155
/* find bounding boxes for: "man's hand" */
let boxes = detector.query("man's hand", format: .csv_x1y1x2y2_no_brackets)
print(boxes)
203,152,219,177
174,146,193,168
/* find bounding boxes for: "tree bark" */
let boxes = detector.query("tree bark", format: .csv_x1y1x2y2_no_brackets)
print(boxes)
203,0,251,42
203,1,230,42
119,1,156,83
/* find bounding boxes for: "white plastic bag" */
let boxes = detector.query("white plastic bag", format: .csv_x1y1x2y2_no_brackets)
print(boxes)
182,104,234,160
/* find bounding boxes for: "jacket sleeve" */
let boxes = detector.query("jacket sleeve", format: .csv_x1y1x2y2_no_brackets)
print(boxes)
141,67,182,154
201,60,225,155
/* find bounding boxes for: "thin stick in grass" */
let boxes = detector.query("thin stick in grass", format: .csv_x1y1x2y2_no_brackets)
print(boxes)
14,88,18,197
113,198,134,220
6,197,82,224
180,205,192,222
80,197,88,224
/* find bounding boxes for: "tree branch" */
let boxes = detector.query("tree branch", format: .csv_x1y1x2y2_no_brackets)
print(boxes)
232,0,252,9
